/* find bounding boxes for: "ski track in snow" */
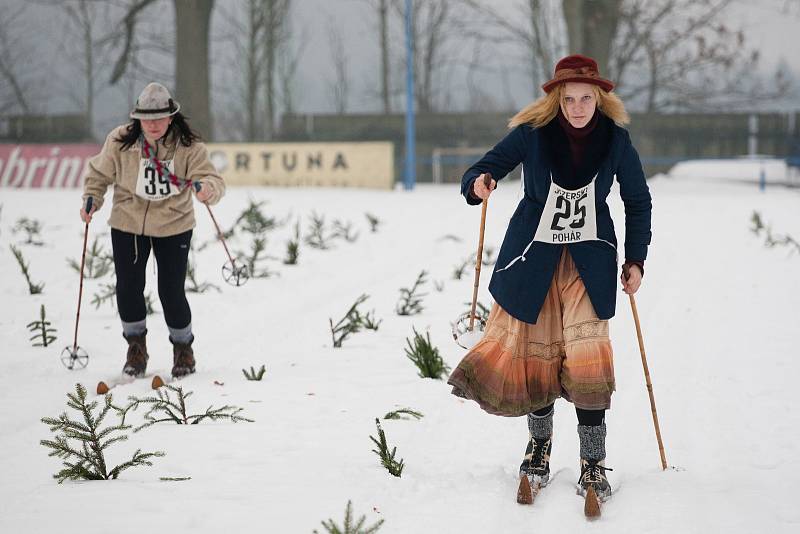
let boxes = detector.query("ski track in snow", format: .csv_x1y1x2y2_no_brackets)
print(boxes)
0,178,798,533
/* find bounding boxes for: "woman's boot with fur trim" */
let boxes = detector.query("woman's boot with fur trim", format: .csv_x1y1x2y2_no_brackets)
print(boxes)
170,335,196,378
123,331,149,377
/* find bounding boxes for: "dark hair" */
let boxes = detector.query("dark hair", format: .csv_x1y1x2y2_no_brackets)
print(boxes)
115,112,202,150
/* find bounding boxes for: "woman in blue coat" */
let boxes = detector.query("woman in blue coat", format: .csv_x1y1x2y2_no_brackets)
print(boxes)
448,54,652,502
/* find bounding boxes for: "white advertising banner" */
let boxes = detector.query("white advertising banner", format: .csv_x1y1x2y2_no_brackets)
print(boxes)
206,142,394,189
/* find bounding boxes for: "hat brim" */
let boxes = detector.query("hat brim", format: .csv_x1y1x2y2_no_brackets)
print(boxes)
130,102,181,120
542,77,614,94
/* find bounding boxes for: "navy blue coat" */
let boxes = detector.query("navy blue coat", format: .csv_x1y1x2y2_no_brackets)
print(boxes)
461,117,652,324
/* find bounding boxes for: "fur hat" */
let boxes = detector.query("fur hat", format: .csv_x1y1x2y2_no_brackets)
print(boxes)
542,54,614,94
129,82,180,120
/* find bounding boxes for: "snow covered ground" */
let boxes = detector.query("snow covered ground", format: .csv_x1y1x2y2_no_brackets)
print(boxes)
0,175,798,533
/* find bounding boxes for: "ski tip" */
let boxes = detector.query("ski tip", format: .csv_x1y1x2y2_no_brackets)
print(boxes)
151,375,165,389
517,475,534,505
96,381,110,395
584,486,601,519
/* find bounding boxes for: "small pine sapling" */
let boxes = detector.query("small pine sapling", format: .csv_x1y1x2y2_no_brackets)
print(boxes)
10,244,44,294
369,419,404,477
126,384,254,429
305,211,333,249
480,246,497,266
92,283,116,309
28,304,57,347
185,259,221,293
236,199,277,235
361,309,382,331
92,282,154,312
314,500,385,534
752,211,800,255
395,270,427,316
68,237,113,279
750,211,765,234
365,212,381,233
765,232,800,254
242,365,267,381
330,294,368,347
13,217,44,245
433,280,445,292
332,219,359,243
438,234,462,243
384,408,423,421
284,221,301,265
452,257,471,280
463,300,491,323
40,383,164,483
405,328,450,379
237,236,276,279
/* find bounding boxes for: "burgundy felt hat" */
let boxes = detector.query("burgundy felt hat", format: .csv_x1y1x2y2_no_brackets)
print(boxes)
541,54,615,93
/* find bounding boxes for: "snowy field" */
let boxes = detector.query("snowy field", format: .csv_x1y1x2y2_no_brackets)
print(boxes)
0,174,798,533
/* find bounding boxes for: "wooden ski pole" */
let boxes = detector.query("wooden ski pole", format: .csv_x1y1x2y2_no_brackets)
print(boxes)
469,173,493,331
624,265,668,470
71,197,92,353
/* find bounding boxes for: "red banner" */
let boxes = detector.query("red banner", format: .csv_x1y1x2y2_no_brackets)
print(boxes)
0,144,101,188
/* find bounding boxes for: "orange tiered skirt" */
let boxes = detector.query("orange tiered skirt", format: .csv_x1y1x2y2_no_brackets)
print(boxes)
448,249,615,416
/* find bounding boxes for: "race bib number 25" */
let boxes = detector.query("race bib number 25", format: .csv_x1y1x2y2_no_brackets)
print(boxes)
533,180,598,244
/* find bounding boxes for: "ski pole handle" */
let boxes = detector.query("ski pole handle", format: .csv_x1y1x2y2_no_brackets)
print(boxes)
193,181,202,193
85,196,93,214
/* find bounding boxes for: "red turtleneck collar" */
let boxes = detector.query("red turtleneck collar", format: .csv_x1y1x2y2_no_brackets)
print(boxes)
557,108,598,175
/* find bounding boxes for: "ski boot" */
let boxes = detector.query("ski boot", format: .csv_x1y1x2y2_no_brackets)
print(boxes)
520,435,552,488
578,458,613,501
122,330,149,377
170,335,196,378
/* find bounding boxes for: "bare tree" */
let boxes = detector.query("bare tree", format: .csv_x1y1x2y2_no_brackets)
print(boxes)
459,0,564,93
611,0,789,111
276,23,306,120
327,21,350,114
262,0,292,139
0,6,31,113
362,0,393,113
392,0,460,113
378,0,391,113
109,0,215,139
212,0,300,141
244,1,266,139
175,0,214,137
215,0,267,140
53,0,124,139
562,0,622,77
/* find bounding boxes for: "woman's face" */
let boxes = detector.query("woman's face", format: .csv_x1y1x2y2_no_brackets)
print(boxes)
141,116,172,142
561,82,597,128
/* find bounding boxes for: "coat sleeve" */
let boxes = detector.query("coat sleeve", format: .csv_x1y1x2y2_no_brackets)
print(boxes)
186,142,225,206
615,132,652,261
460,125,528,205
82,130,118,211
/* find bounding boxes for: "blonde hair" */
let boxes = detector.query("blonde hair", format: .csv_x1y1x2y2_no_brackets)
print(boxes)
508,84,630,129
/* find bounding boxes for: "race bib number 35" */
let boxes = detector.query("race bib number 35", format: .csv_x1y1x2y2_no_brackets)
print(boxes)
135,159,179,201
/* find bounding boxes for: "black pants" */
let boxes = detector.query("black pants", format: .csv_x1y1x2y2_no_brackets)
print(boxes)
533,404,605,426
111,228,192,329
